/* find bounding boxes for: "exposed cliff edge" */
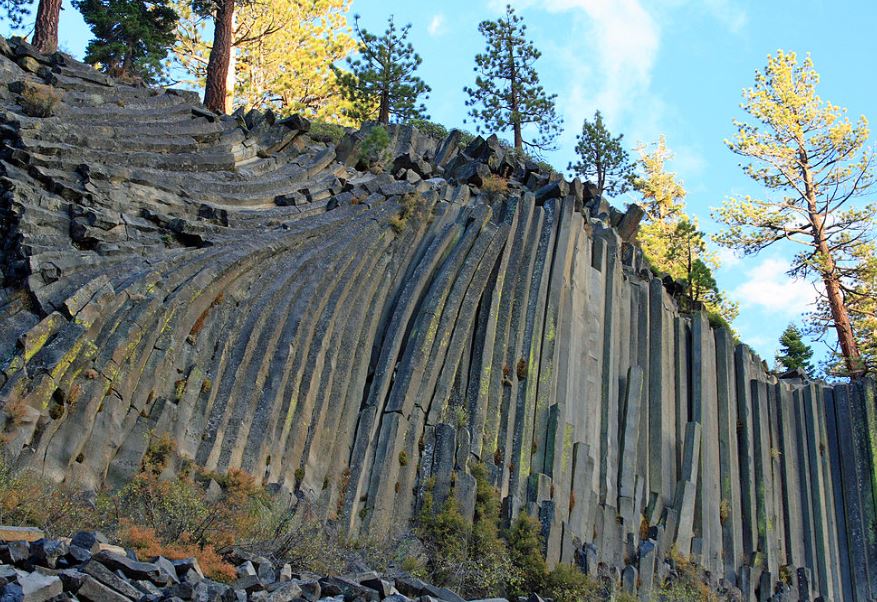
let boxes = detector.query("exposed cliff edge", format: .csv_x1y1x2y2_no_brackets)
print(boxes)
0,36,874,602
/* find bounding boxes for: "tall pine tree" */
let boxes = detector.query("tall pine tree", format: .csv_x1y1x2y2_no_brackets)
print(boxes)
1,0,61,52
333,15,429,125
776,324,815,377
464,4,561,153
568,110,634,198
714,50,874,377
74,0,178,83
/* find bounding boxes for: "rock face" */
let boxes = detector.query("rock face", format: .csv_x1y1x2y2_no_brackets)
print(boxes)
0,37,873,602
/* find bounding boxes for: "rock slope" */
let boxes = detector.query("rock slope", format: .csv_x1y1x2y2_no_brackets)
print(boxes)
0,37,874,602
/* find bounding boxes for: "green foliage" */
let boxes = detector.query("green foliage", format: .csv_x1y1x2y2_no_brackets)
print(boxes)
464,4,562,152
776,323,815,376
505,512,546,598
417,492,470,587
73,0,178,83
309,120,349,145
335,15,430,125
358,124,391,166
568,110,634,198
405,118,448,141
543,563,602,602
634,138,738,326
0,0,31,30
657,553,717,601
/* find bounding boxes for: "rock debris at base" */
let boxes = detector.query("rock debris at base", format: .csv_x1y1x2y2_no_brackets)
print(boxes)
0,529,483,602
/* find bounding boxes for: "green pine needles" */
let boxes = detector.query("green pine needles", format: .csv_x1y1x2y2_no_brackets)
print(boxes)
335,15,430,125
73,0,178,83
464,4,562,153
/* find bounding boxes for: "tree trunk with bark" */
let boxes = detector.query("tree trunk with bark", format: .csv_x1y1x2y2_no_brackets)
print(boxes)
32,0,61,53
508,41,521,151
203,0,235,114
804,162,864,377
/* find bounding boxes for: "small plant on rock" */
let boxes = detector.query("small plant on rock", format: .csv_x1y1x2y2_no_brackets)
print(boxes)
480,174,509,199
358,124,391,168
18,81,60,118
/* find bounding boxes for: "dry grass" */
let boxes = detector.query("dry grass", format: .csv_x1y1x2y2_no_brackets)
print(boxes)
18,81,60,118
480,174,509,198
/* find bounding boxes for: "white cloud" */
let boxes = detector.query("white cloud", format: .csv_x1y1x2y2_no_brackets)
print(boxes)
731,257,819,317
427,13,446,37
702,0,748,33
715,247,742,269
488,0,746,163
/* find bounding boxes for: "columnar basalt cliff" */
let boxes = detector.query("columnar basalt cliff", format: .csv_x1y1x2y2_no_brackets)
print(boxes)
0,37,874,601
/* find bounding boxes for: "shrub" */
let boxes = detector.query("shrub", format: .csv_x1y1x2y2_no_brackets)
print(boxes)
505,513,547,598
516,358,528,380
0,452,110,537
358,124,391,167
118,521,237,582
544,563,602,602
440,404,469,431
309,120,348,145
405,119,448,141
18,81,60,117
462,463,514,598
658,548,718,602
417,492,470,587
480,174,509,198
389,193,421,233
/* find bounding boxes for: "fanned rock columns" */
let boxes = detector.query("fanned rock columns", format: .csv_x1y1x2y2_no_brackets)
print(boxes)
0,37,874,602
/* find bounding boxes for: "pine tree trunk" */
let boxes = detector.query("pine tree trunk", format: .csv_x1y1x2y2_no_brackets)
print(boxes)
508,43,522,151
804,162,864,376
378,89,389,124
203,0,235,114
819,246,863,376
31,0,61,53
224,10,237,113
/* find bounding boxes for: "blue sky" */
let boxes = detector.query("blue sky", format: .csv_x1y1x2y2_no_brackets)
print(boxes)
3,0,876,367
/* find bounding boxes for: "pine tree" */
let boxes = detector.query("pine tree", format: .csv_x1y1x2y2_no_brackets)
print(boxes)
74,0,178,83
714,50,875,377
464,4,562,153
634,137,738,325
333,15,429,125
196,0,239,112
568,110,634,198
173,0,355,121
809,236,877,375
1,0,61,52
234,0,354,122
776,324,815,377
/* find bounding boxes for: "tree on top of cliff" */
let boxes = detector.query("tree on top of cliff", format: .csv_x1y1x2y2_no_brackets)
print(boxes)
173,0,355,121
1,0,61,52
333,14,429,125
776,323,815,377
74,0,178,83
634,137,739,326
568,110,635,198
464,4,562,153
714,50,875,377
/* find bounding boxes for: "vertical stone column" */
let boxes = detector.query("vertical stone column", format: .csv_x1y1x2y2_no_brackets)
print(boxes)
734,345,758,562
691,312,723,577
648,278,676,514
715,327,742,584
822,387,856,602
